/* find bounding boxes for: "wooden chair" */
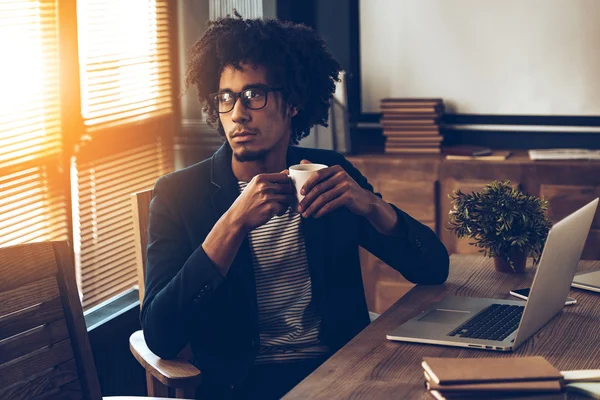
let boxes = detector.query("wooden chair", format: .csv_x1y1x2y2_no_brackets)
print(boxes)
0,241,179,400
129,190,201,399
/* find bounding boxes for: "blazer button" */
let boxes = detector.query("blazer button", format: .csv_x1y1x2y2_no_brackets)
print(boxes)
204,284,212,291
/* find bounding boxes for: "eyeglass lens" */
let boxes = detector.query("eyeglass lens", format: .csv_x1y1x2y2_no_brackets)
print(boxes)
216,88,267,112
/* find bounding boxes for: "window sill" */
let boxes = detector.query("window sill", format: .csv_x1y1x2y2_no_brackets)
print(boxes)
84,287,140,332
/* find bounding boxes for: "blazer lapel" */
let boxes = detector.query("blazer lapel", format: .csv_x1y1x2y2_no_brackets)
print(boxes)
209,143,258,326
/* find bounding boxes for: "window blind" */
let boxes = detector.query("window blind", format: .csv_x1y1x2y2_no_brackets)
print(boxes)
73,0,176,310
77,0,174,130
0,0,69,247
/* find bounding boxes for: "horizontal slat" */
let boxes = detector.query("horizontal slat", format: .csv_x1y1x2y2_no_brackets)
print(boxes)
83,54,171,72
0,213,68,248
0,176,41,201
80,236,135,266
77,147,166,181
84,108,173,132
82,76,171,99
84,43,171,64
0,117,60,140
0,244,57,292
85,84,173,109
83,96,172,120
0,210,67,237
79,205,132,233
0,276,60,317
0,102,61,123
83,274,137,310
82,258,137,292
0,191,65,222
0,224,69,249
83,64,171,86
0,196,66,223
0,318,69,365
81,248,135,282
82,32,171,50
0,297,63,342
79,176,160,211
0,339,74,390
0,359,79,400
81,250,136,283
84,103,172,127
80,224,134,259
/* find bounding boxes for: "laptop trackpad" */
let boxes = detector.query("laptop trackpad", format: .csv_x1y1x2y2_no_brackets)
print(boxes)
418,309,471,324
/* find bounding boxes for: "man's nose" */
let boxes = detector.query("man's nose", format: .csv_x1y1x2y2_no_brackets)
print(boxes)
231,96,250,124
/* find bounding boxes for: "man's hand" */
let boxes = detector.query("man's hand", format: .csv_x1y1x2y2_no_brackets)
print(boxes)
297,160,376,219
229,171,295,233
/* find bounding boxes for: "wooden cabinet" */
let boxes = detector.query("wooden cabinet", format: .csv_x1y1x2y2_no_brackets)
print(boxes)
349,151,600,314
348,155,439,314
440,153,600,261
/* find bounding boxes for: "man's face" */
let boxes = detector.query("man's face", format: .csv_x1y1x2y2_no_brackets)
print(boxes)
218,63,295,162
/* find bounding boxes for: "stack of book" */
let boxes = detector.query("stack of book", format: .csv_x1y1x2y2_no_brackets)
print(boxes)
421,356,600,399
380,98,444,154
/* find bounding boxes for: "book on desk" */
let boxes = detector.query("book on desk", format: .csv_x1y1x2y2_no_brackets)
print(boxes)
422,356,600,399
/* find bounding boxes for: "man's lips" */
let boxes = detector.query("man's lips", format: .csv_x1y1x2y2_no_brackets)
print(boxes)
231,131,257,142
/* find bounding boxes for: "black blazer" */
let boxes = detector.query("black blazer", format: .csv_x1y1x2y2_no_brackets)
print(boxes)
141,143,449,388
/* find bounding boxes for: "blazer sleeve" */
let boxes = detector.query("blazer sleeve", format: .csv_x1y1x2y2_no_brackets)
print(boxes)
140,174,226,359
338,156,449,285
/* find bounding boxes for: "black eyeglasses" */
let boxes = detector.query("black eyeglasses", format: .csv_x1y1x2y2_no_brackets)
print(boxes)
209,85,284,113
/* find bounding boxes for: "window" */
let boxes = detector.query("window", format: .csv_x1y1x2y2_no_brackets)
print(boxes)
0,1,69,247
72,0,176,310
0,0,177,311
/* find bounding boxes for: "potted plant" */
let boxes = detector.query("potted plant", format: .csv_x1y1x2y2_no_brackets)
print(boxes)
448,180,552,273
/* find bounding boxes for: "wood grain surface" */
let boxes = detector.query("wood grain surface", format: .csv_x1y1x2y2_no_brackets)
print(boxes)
285,254,600,400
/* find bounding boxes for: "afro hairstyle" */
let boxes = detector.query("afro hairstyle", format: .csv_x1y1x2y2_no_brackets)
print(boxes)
184,14,341,144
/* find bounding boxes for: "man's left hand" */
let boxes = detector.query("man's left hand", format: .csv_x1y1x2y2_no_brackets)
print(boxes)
297,159,375,219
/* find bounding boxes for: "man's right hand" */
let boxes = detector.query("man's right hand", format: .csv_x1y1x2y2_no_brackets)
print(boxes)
228,171,295,233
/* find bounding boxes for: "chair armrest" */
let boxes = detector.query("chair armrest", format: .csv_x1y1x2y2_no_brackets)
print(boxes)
129,330,202,389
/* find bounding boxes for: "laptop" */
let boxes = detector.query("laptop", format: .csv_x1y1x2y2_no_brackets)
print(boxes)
387,198,599,352
572,270,600,293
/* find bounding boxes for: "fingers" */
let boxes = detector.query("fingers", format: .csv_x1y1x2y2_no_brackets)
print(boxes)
298,174,342,212
300,159,312,164
300,165,344,197
300,185,347,218
266,197,294,218
260,182,293,194
269,193,296,204
313,195,347,218
256,172,292,184
251,173,293,194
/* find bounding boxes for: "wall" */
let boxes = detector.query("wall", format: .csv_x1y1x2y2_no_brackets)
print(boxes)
359,0,600,117
355,0,600,150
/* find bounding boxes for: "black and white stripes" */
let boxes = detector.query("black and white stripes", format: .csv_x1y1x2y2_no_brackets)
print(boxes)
238,182,329,364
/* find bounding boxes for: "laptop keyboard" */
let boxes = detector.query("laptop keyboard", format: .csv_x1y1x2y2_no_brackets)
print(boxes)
448,304,524,341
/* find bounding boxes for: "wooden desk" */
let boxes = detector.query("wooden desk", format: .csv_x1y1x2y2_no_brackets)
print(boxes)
285,255,600,399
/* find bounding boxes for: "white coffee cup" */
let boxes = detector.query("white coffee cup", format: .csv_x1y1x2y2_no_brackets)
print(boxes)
288,163,328,203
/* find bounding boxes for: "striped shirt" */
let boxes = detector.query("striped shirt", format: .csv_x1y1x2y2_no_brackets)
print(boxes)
238,181,329,364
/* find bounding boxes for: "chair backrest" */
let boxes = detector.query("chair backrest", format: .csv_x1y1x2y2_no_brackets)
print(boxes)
131,189,153,304
0,241,102,400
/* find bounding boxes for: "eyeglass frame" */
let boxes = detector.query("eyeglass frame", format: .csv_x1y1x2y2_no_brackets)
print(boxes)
209,84,285,113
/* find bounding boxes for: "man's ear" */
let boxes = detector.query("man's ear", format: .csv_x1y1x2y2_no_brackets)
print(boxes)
289,105,298,118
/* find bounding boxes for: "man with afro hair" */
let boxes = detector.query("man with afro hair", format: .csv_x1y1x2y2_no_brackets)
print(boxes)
141,14,449,399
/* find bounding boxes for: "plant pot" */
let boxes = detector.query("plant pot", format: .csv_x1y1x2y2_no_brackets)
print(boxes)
494,248,527,273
